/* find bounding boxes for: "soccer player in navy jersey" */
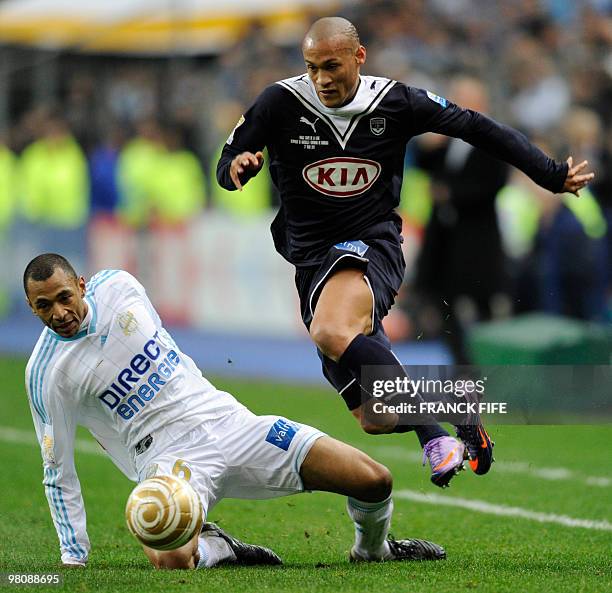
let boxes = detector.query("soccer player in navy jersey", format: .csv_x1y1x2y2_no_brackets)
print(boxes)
217,17,594,487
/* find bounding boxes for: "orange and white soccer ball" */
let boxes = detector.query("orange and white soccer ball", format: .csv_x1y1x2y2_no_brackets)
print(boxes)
125,475,203,550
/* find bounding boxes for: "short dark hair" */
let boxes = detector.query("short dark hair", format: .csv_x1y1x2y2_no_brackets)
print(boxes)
23,253,77,295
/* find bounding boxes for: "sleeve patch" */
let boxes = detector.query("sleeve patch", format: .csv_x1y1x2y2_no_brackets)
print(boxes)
426,91,448,108
43,430,56,465
227,115,245,145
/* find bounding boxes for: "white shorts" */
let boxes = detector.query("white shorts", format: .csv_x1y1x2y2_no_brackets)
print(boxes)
134,408,325,514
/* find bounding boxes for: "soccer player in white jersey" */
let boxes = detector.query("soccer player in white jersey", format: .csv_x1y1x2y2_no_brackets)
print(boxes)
24,253,447,570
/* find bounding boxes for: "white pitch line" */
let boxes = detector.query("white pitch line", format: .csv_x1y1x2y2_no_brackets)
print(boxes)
367,445,611,488
0,426,104,456
3,426,610,531
395,489,612,532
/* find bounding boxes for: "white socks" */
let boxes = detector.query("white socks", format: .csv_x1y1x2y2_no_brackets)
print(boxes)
347,496,393,561
196,498,394,567
196,533,237,568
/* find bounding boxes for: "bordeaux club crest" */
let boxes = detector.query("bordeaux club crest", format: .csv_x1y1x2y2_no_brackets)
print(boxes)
370,117,386,136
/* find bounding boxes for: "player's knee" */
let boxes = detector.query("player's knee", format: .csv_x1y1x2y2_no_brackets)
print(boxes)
358,459,393,501
152,551,193,570
309,322,354,361
374,464,393,499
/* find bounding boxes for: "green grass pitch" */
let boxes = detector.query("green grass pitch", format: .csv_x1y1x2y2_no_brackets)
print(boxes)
0,356,610,593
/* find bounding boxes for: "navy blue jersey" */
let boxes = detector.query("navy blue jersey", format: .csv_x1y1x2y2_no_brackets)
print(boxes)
217,75,568,267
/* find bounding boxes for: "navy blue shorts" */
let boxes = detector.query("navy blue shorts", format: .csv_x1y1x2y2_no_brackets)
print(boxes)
294,234,406,410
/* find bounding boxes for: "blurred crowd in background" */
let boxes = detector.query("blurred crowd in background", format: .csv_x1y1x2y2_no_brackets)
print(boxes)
0,0,610,348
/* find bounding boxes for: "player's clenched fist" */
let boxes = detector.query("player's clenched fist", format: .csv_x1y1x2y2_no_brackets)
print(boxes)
230,151,264,190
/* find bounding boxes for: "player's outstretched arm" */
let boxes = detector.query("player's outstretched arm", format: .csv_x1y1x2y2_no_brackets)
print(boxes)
229,151,264,191
561,156,595,196
25,368,90,567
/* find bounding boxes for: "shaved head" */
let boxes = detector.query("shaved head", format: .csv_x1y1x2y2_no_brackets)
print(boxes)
302,16,365,107
303,17,360,52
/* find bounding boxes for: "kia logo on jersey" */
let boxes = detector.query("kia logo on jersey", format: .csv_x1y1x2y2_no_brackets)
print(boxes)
303,157,381,197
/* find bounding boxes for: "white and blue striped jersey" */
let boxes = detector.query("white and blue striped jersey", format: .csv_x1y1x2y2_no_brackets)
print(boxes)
25,270,243,565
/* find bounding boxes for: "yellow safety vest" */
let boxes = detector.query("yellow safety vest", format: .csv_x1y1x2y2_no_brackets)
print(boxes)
0,145,17,229
150,149,206,224
117,138,165,227
19,136,89,228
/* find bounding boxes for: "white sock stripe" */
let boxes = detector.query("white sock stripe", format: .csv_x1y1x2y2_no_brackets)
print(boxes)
348,496,392,513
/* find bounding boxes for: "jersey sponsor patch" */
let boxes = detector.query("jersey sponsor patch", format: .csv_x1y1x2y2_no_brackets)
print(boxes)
426,91,448,108
265,418,301,451
334,240,369,257
303,157,381,197
98,330,181,422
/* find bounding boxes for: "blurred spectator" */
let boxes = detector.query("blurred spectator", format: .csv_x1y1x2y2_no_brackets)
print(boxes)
12,105,52,154
535,189,608,321
18,110,89,228
146,125,208,325
106,68,158,125
149,125,206,225
506,36,571,133
412,76,510,363
218,20,293,104
561,108,611,312
497,168,608,321
65,72,98,152
89,124,125,216
117,120,206,226
563,107,605,175
0,134,17,316
0,134,17,230
117,118,165,227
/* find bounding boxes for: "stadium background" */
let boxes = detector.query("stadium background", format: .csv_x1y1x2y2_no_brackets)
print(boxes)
0,1,610,592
